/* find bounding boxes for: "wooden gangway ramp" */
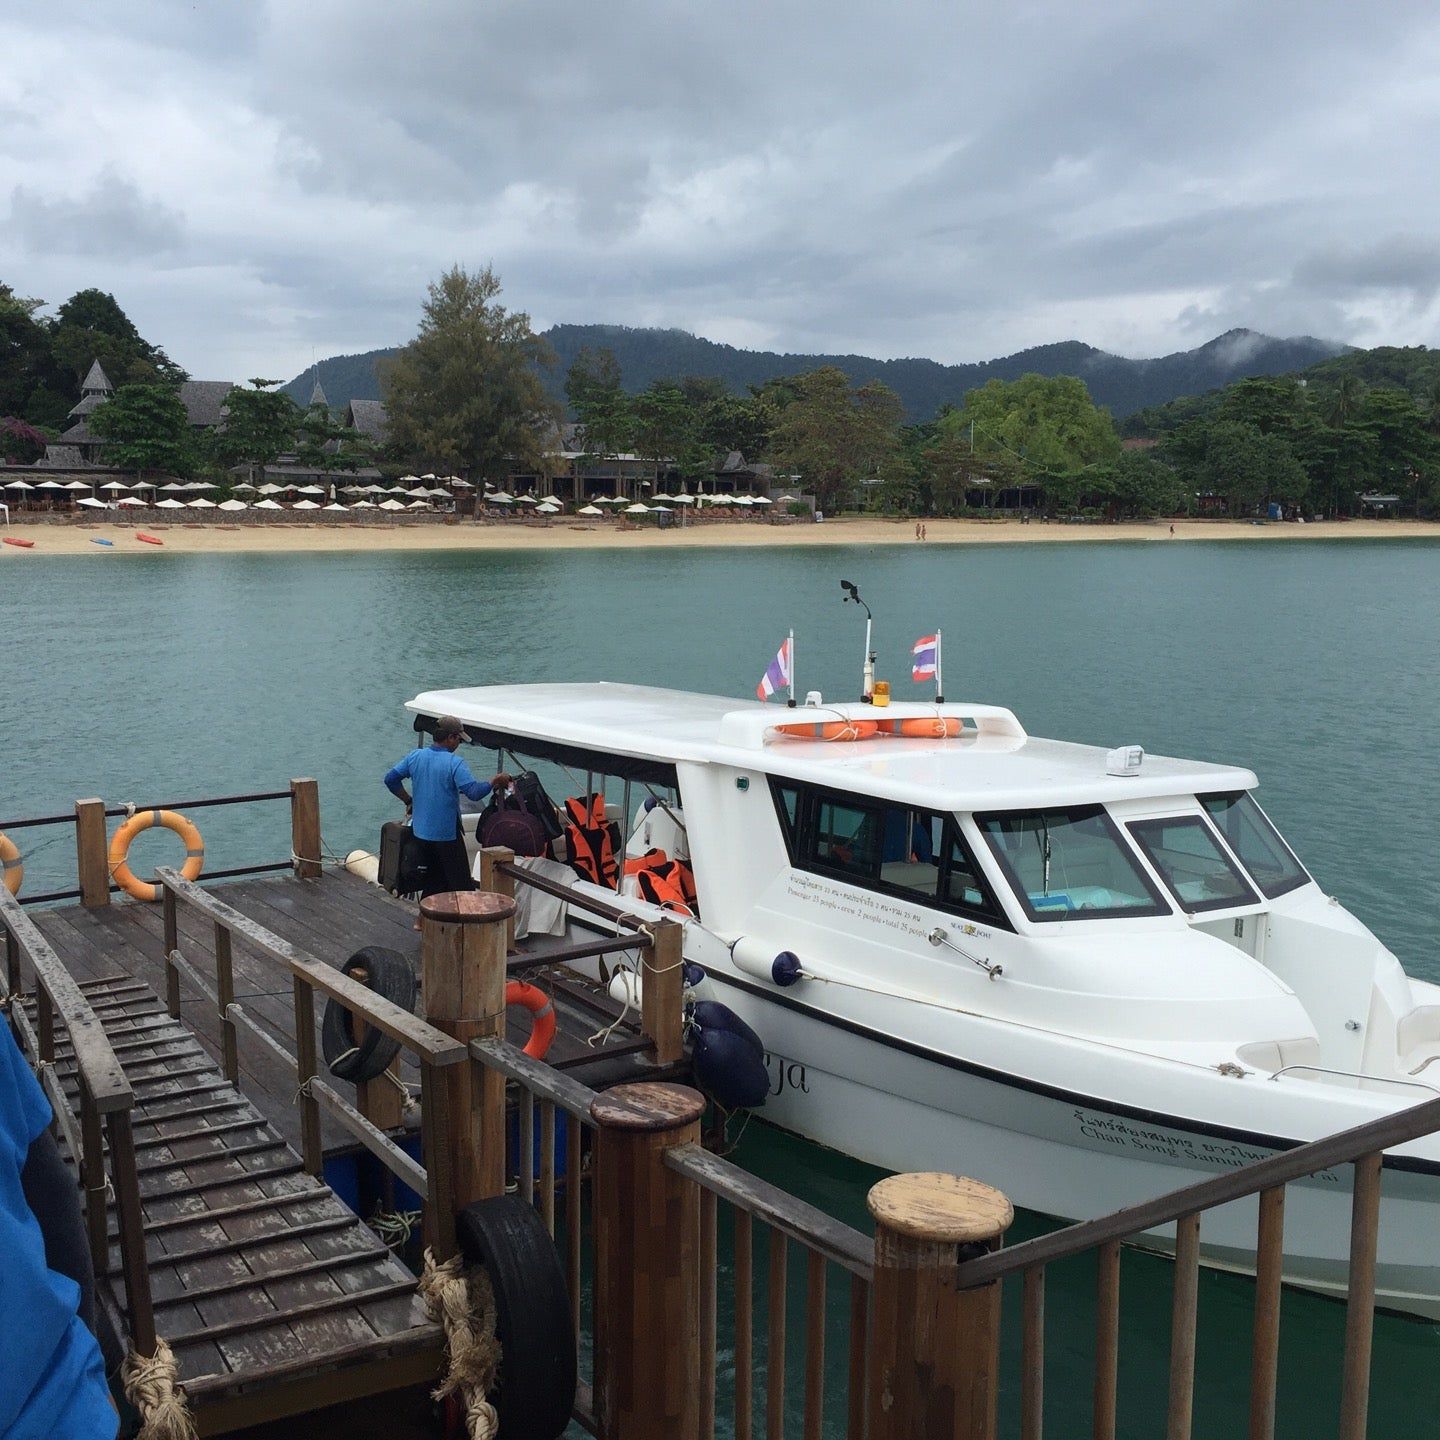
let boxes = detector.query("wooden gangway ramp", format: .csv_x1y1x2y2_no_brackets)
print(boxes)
13,949,442,1434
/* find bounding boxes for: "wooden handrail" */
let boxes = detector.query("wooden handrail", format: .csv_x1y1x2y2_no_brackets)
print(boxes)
469,1034,602,1122
156,868,466,1066
496,859,648,930
665,1141,874,1279
957,1091,1440,1288
0,887,132,1111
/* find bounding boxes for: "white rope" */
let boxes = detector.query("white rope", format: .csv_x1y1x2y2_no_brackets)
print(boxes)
419,1248,501,1440
122,1338,197,1440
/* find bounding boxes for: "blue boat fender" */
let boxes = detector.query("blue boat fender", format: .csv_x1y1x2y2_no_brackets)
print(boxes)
90,538,114,547
689,1000,769,1110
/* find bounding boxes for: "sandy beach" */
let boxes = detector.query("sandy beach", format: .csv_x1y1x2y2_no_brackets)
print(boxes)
3,515,1439,556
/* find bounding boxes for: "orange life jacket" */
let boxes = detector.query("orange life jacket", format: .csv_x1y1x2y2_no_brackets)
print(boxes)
635,857,697,916
564,794,619,887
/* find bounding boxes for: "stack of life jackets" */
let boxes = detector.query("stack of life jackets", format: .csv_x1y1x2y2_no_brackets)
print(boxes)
624,848,698,916
563,795,620,888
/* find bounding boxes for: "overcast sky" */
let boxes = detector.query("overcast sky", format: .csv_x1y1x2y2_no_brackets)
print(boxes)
5,0,1440,383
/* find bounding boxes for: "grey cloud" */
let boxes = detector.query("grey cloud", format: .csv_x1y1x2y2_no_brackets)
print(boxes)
8,172,185,260
1294,238,1440,304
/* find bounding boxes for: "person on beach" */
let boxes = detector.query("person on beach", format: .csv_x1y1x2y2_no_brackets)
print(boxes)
384,717,511,898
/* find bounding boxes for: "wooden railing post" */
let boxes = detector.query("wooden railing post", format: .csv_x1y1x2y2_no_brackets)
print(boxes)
590,1082,706,1440
74,798,110,908
162,885,180,1019
419,891,513,1211
290,777,321,880
866,1172,1014,1440
478,846,516,951
640,918,685,1065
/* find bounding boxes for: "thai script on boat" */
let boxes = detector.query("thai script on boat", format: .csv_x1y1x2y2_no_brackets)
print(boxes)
784,871,991,941
1072,1108,1342,1182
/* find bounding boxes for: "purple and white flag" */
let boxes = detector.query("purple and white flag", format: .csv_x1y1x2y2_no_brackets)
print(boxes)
756,636,793,701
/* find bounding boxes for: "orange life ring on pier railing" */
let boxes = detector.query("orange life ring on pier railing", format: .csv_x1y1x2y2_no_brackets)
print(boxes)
773,719,878,742
108,810,204,903
876,716,963,739
0,832,22,896
505,981,557,1060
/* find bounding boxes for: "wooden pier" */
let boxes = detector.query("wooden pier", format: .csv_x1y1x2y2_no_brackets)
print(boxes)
3,777,1438,1440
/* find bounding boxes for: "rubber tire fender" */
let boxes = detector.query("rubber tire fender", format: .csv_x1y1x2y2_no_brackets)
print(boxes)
455,1195,577,1440
320,945,417,1084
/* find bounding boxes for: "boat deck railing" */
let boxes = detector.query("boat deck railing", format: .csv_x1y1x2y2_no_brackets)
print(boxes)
953,1089,1440,1440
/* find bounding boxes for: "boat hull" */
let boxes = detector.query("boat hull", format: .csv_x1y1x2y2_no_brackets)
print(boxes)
703,968,1440,1318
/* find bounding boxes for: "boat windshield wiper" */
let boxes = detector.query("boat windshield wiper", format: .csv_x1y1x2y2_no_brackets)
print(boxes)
1041,815,1052,894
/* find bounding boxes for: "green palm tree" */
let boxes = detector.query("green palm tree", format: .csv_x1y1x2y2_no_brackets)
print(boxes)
1324,373,1365,429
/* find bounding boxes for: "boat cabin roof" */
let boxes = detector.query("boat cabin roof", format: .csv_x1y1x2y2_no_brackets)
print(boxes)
406,683,1256,811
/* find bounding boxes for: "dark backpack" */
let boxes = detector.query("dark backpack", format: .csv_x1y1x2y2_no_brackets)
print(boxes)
477,791,549,857
512,770,564,842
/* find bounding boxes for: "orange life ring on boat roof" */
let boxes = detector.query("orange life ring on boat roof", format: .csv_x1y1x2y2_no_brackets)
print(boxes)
876,716,963,739
505,980,557,1060
0,832,22,896
773,719,878,742
108,809,204,903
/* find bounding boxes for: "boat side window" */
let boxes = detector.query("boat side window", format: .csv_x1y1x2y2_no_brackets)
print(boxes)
1199,791,1310,899
1127,815,1259,913
767,780,1006,926
976,807,1171,922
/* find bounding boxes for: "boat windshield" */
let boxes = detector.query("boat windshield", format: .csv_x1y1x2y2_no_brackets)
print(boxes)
1127,815,1259,913
976,807,1170,922
1199,791,1310,899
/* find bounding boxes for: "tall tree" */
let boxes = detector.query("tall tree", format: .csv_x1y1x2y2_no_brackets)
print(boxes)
210,381,299,484
565,347,633,458
48,288,184,386
630,381,704,487
88,383,194,477
766,367,903,513
295,401,372,475
381,265,558,480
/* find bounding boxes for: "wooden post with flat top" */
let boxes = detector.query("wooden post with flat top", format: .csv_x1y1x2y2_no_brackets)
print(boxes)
74,798,110,908
478,845,517,951
590,1082,706,1440
640,918,685,1064
419,890,513,1209
290,777,321,880
866,1172,1014,1440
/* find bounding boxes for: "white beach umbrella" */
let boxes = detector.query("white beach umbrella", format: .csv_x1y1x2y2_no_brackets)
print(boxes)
37,479,65,490
351,499,376,509
185,481,216,491
363,484,386,494
751,495,773,505
515,493,538,504
253,498,284,510
379,498,406,511
292,499,321,510
421,472,436,481
64,480,92,491
258,483,284,495
100,481,129,492
218,499,248,511
232,482,257,493
405,499,430,510
5,480,34,490
323,502,349,512
77,497,107,509
427,486,450,497
488,492,514,505
536,502,561,514
399,474,419,484
624,502,651,514
297,484,325,495
651,505,673,513
118,496,148,507
187,497,218,509
405,486,430,498
671,493,696,505
734,495,755,506
156,498,186,509
577,504,603,516
339,485,364,495
450,477,473,488
776,493,799,502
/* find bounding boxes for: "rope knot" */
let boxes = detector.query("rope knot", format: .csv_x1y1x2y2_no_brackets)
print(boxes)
122,1337,196,1440
419,1248,502,1439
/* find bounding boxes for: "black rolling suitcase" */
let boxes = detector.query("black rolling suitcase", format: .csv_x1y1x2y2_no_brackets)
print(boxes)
379,820,428,895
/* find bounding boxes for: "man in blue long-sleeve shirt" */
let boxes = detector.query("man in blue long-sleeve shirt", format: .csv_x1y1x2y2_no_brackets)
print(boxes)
384,716,511,899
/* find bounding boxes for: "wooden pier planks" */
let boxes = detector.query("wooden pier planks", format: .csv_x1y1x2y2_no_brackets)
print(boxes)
32,980,441,1428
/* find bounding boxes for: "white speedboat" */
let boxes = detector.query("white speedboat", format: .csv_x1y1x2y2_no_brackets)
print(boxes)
403,681,1440,1316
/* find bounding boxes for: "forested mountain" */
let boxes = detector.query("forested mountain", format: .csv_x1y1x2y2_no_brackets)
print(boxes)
285,325,1346,423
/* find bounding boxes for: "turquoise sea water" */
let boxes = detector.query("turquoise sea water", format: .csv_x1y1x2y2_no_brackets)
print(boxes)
6,539,1440,1436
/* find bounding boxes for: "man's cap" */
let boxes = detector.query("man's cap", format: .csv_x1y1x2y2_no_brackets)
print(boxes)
433,715,472,742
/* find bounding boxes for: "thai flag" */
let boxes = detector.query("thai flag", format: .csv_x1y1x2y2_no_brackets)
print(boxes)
912,635,938,682
756,637,793,701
